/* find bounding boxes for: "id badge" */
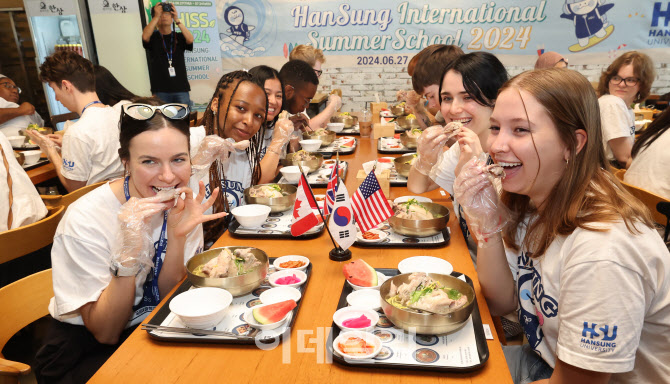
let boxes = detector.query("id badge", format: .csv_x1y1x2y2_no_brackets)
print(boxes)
168,67,176,77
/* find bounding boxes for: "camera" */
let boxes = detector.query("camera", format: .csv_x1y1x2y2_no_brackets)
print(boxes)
161,2,172,12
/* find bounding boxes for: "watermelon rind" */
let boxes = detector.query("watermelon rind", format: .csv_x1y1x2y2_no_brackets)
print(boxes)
253,299,297,324
342,260,378,287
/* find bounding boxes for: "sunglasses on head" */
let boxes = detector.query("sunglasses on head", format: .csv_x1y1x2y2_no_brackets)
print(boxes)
122,103,189,120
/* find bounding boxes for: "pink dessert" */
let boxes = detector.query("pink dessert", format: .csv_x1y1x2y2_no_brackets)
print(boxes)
275,274,301,285
342,314,372,328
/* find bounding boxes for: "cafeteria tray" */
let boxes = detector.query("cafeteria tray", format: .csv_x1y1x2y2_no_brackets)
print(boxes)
317,137,357,155
328,268,489,372
389,167,408,186
21,159,49,171
354,224,450,248
13,144,40,150
145,258,312,345
277,161,349,188
337,124,360,136
377,137,415,154
229,208,325,239
380,117,411,133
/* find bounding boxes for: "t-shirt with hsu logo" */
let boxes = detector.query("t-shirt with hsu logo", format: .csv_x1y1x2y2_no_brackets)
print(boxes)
506,219,670,383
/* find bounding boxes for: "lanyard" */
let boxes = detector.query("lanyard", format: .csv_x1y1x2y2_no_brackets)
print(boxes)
81,100,101,115
124,176,168,307
160,30,177,67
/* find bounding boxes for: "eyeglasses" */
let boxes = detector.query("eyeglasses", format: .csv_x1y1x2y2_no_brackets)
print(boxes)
314,69,323,77
610,75,639,87
122,103,189,120
0,82,21,94
557,58,568,66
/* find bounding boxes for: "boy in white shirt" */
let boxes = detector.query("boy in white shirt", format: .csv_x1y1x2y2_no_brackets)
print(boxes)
26,51,124,192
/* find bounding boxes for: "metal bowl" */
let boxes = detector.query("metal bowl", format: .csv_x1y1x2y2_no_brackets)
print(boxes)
393,154,417,178
303,130,336,147
380,273,476,335
244,183,297,213
186,246,269,296
330,114,358,128
388,202,450,237
390,104,406,116
399,130,421,149
14,151,25,166
396,116,421,130
281,152,324,173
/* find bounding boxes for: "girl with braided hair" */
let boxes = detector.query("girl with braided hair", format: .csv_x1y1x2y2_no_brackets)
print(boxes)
191,70,268,244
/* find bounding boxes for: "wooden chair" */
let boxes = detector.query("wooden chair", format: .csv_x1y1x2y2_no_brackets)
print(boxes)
49,112,79,127
0,269,53,382
188,111,198,127
0,206,65,265
40,181,106,210
614,169,670,227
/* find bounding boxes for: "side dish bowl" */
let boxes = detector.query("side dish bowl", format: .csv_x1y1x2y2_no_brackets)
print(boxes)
244,183,297,212
169,287,233,329
388,202,450,237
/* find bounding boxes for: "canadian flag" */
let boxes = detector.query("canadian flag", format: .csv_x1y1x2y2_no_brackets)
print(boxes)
290,174,320,236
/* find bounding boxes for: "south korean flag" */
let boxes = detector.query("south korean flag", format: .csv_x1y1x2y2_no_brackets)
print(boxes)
327,177,357,250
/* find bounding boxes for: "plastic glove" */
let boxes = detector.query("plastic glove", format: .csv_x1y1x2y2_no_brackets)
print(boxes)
453,154,508,247
327,94,342,111
289,113,310,132
267,118,294,156
414,125,448,176
396,90,408,102
110,189,179,273
25,129,57,150
191,136,249,180
405,91,422,108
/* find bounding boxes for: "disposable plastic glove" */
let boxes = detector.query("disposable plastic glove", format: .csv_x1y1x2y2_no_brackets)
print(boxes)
327,94,342,111
414,125,448,176
267,118,294,156
25,129,57,150
191,136,249,180
453,155,508,247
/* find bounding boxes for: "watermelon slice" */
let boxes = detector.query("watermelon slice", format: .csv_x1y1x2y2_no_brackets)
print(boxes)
252,299,297,325
342,259,378,287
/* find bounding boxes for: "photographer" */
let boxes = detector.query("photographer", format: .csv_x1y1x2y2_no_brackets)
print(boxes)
142,2,194,105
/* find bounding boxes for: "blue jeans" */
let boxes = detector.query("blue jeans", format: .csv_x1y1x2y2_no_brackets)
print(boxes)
503,344,554,384
154,91,191,107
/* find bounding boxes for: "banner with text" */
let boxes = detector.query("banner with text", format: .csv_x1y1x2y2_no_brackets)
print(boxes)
214,0,670,67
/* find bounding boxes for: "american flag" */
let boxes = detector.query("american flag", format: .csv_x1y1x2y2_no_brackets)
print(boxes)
351,172,393,232
324,162,338,215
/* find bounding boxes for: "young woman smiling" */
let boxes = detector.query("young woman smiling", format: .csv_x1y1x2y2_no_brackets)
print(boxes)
36,98,225,382
196,70,268,244
455,68,670,384
408,52,508,263
249,65,296,184
596,51,655,168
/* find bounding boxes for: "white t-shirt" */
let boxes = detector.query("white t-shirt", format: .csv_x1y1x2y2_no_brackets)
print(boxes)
48,182,204,328
190,126,253,209
61,106,124,185
625,130,670,200
506,219,670,383
0,133,47,231
0,97,44,137
599,95,635,161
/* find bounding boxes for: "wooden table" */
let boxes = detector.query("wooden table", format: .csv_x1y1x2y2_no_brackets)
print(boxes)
91,137,512,383
26,162,56,185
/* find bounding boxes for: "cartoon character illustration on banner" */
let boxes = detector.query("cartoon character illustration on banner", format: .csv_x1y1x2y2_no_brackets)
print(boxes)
561,0,615,52
221,5,255,52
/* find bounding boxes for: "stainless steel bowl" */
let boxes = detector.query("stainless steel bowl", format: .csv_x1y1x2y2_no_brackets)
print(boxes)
330,114,358,129
303,130,335,147
388,202,450,237
244,184,297,213
186,246,269,296
390,104,406,116
14,152,25,166
399,131,420,149
380,273,476,335
281,152,324,173
396,116,421,130
393,154,417,178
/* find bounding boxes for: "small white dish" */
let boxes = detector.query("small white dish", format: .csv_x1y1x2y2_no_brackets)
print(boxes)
269,269,307,288
169,287,233,329
243,303,291,330
273,255,310,271
327,122,345,132
333,306,379,332
259,286,302,304
22,150,42,165
333,331,382,360
347,271,386,291
7,136,25,147
355,229,388,243
393,196,433,204
280,165,308,183
231,204,271,228
299,139,322,151
398,256,453,275
346,289,382,311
